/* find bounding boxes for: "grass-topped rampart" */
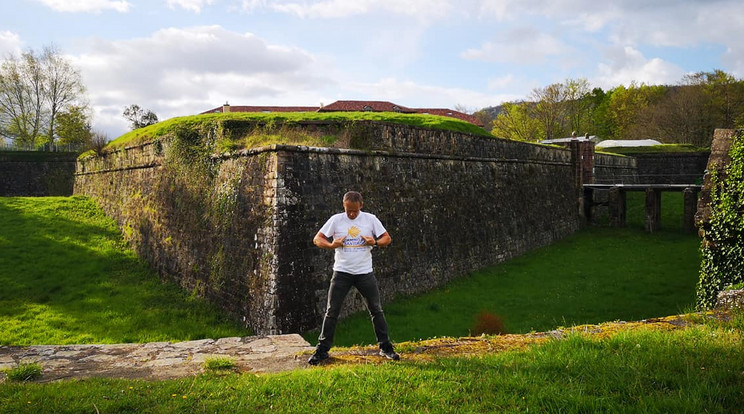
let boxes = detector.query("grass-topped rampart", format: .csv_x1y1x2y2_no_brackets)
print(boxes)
97,112,492,155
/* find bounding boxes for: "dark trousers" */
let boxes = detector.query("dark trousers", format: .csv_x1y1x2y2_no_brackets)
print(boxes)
316,271,392,352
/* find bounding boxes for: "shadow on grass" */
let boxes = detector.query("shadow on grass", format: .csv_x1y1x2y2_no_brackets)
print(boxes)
0,197,247,345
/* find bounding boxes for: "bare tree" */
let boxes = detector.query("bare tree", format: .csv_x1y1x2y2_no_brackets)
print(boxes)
42,45,87,145
123,104,159,130
529,83,567,139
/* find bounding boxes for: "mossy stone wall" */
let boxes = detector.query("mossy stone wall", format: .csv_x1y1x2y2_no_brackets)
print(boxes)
0,151,77,196
75,123,581,334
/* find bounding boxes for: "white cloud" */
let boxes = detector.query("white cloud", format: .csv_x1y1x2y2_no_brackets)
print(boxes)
35,0,131,13
342,77,518,110
166,0,216,13
71,26,334,138
462,27,573,65
0,31,23,56
242,0,453,20
594,46,685,88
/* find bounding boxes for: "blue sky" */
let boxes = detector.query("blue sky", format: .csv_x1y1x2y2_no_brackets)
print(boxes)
2,0,743,138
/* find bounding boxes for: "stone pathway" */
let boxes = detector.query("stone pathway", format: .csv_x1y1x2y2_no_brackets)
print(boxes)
0,335,314,383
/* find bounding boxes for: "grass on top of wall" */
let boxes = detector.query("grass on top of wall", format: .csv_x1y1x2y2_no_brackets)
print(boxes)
99,111,492,153
314,191,701,347
0,196,249,346
2,313,743,413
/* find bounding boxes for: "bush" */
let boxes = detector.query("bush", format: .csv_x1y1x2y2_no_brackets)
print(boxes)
470,311,507,335
697,130,744,309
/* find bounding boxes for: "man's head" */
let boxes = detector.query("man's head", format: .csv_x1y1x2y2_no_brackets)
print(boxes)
343,191,363,220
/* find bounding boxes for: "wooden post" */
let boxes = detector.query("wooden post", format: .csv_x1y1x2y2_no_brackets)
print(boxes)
645,188,662,232
683,187,699,233
609,186,626,227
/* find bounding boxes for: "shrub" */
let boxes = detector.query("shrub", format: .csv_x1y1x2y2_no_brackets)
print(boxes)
697,130,744,309
4,363,43,382
203,356,236,371
470,311,507,336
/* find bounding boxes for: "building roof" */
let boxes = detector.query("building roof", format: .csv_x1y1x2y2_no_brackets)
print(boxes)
318,100,417,113
199,100,485,127
414,108,482,126
201,105,319,114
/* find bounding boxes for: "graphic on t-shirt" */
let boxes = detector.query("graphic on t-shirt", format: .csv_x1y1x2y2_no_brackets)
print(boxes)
342,225,367,250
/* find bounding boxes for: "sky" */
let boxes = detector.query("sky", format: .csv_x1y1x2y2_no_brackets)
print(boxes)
1,0,743,139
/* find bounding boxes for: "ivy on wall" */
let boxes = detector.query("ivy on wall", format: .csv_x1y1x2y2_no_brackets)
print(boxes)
697,130,744,309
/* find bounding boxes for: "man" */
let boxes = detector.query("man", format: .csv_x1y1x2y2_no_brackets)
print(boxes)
308,191,400,365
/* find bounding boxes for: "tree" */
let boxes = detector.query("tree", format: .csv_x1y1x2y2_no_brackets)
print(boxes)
0,46,88,148
56,105,92,145
123,104,159,130
42,45,87,146
529,82,567,140
491,101,541,141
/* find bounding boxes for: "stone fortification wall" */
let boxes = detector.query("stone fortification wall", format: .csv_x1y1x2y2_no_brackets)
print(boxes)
593,153,638,184
75,122,580,334
0,151,77,196
630,153,709,184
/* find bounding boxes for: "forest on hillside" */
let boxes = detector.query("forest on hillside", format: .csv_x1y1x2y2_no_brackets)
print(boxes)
476,70,744,147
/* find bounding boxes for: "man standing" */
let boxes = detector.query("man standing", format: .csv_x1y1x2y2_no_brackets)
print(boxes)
308,191,400,365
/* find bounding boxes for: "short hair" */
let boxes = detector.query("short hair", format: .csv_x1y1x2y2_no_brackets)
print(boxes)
343,191,363,204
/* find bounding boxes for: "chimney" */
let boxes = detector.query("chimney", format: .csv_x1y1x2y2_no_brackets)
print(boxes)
222,102,231,113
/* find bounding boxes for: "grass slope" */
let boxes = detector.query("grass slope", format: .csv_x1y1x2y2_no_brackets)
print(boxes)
318,192,701,346
103,112,492,151
0,197,248,345
598,144,709,155
2,315,742,413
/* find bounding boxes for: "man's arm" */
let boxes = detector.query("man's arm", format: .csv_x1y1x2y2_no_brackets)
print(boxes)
313,231,344,249
362,231,391,247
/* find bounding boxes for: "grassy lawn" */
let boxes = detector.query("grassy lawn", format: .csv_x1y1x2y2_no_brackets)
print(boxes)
318,191,701,346
2,314,742,413
0,196,248,345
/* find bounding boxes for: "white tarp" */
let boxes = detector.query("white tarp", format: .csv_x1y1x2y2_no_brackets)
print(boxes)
595,139,662,148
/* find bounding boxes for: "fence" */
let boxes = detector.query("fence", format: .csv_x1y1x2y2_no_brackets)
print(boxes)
0,141,86,153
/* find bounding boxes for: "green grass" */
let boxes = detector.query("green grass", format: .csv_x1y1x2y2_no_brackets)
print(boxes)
314,191,700,346
3,363,42,382
101,111,493,152
599,144,709,155
1,314,742,413
0,196,248,345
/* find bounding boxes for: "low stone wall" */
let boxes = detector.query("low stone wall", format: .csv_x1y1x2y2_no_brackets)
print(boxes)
75,123,581,334
630,153,709,184
593,153,638,184
0,151,77,196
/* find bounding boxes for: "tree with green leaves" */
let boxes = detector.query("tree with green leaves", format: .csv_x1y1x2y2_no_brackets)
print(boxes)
0,45,88,148
123,104,159,130
56,105,92,146
491,101,541,141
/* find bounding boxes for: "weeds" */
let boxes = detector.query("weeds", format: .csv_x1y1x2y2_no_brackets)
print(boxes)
4,363,42,382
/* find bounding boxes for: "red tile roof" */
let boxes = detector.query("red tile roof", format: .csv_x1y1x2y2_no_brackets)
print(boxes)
200,105,319,114
318,100,416,113
414,108,483,126
200,100,484,127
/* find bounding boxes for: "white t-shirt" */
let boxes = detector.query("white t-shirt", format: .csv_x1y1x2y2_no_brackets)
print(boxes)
318,211,387,274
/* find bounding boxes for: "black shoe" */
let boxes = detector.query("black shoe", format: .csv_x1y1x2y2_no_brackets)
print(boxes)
379,348,400,361
308,350,329,365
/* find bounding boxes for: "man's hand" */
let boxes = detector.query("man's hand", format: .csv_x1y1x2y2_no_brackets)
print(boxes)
313,232,346,249
330,237,345,248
